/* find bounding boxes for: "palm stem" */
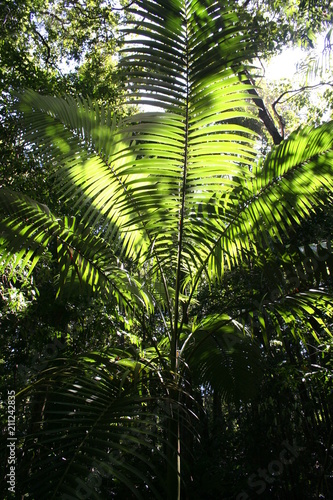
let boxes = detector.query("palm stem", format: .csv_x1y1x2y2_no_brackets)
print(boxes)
168,8,190,498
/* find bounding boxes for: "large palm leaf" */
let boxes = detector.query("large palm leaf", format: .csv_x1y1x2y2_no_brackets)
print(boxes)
13,351,175,499
0,187,152,312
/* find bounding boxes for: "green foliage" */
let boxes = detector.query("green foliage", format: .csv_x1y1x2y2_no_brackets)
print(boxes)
243,0,333,50
14,352,174,499
1,0,333,498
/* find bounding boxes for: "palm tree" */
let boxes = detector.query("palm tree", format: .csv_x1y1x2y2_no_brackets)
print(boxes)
1,0,333,498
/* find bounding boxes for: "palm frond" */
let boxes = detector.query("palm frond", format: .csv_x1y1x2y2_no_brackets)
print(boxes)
196,122,333,287
184,315,262,402
254,290,333,346
15,351,173,499
118,0,260,323
16,90,150,264
0,188,152,312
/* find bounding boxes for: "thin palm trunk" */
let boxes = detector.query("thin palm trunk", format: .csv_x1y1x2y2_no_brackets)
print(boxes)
167,340,181,499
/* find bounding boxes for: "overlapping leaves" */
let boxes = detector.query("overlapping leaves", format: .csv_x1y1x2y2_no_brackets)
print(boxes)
14,351,172,499
1,0,333,497
0,187,152,312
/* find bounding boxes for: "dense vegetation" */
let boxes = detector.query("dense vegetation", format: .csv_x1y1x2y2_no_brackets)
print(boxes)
1,0,333,499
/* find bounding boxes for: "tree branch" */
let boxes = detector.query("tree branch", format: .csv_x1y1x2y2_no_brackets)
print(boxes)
30,25,51,65
272,81,333,127
273,83,330,107
112,1,136,11
245,71,284,145
39,11,71,32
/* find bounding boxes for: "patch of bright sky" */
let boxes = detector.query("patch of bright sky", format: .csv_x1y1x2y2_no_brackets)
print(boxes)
265,47,304,81
265,32,330,82
264,32,332,123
